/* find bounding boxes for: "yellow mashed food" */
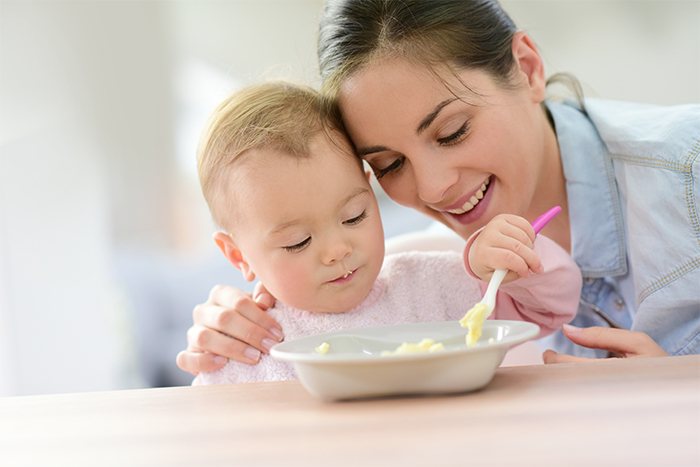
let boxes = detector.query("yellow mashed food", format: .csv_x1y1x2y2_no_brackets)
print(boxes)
315,342,330,354
381,338,445,356
459,302,489,347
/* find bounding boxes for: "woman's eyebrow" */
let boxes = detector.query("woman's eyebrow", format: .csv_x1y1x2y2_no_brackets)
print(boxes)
357,145,387,158
356,97,459,157
416,97,459,134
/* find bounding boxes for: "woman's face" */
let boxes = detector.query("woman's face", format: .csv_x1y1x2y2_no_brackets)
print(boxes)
338,57,557,240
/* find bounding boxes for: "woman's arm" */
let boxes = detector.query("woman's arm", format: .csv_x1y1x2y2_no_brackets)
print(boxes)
176,282,282,375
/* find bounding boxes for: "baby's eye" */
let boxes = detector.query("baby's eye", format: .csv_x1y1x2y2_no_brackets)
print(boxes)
344,210,367,225
283,237,311,252
373,157,405,179
437,122,469,146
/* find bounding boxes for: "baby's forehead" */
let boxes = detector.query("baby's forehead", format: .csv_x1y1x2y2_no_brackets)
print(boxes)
225,139,371,227
229,136,365,190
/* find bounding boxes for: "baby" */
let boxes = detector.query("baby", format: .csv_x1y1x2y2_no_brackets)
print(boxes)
194,82,581,384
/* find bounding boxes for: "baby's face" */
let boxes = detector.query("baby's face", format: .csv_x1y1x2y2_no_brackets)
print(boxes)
229,133,385,313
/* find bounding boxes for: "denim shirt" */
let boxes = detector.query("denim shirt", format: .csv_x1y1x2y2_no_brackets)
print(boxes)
542,99,700,357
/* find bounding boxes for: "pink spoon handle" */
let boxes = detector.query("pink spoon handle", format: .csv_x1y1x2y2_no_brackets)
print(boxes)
531,206,561,234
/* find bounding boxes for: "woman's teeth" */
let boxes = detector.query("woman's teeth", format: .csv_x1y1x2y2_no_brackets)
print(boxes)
447,178,490,215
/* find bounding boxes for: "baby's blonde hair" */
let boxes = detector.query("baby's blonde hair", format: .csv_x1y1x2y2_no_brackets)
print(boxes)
197,81,342,230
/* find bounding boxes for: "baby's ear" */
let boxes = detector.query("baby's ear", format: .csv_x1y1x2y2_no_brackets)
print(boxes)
213,231,256,282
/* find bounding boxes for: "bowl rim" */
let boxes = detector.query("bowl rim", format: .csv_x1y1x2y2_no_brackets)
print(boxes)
270,319,540,365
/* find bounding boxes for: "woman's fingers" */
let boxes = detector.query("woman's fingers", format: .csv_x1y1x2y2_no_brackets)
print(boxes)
200,285,284,344
176,350,229,376
252,282,276,309
543,325,668,364
187,323,265,363
177,284,284,375
177,319,269,375
542,349,595,364
209,283,274,312
193,302,283,355
562,324,667,357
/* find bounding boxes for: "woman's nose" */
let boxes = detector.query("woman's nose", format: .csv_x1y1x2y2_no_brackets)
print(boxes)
412,156,456,205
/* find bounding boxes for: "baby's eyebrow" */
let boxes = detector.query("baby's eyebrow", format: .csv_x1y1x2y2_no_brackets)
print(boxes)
337,187,370,209
269,188,370,236
269,220,302,236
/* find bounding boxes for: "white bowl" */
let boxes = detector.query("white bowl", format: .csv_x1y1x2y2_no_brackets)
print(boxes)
270,320,539,401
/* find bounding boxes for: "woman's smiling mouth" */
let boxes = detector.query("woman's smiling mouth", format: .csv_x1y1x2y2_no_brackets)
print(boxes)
446,176,491,215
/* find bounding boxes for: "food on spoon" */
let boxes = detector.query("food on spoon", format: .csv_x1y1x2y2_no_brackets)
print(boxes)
459,302,489,347
315,342,330,354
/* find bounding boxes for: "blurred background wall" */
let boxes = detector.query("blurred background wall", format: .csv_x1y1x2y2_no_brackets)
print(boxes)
0,0,698,395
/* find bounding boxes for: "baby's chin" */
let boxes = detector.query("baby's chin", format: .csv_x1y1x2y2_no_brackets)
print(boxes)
301,296,366,314
284,286,372,314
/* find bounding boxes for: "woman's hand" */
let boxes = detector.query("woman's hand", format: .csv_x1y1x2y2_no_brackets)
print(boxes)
467,214,543,284
176,282,283,375
543,324,668,363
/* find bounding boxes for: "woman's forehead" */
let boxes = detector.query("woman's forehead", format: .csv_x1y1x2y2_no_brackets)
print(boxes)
340,58,494,107
338,60,498,139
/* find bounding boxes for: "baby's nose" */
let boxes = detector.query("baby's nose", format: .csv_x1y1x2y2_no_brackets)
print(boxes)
322,238,352,265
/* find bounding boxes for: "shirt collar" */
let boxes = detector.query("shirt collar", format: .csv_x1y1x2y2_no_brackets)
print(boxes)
546,100,627,278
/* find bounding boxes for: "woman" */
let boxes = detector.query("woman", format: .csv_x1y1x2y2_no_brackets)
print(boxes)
177,0,697,375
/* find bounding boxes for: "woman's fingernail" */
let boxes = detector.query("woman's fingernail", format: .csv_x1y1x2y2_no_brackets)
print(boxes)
270,327,284,341
255,293,275,308
213,356,228,366
262,338,276,352
563,324,581,334
244,347,261,362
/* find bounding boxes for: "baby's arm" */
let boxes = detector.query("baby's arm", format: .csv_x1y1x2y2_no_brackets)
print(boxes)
494,235,581,336
465,215,581,336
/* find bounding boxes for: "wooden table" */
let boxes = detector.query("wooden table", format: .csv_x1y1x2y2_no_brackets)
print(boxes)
1,356,698,467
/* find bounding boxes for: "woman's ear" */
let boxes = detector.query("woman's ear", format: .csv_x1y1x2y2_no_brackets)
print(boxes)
213,231,256,282
511,31,546,103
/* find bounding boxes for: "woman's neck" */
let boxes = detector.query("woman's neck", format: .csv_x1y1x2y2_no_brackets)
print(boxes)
528,106,571,252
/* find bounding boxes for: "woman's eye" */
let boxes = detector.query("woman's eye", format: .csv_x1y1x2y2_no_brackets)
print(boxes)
374,157,405,179
344,210,367,225
283,237,311,252
437,122,469,146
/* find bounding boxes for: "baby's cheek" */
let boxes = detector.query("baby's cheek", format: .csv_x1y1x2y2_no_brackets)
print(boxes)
269,263,318,310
